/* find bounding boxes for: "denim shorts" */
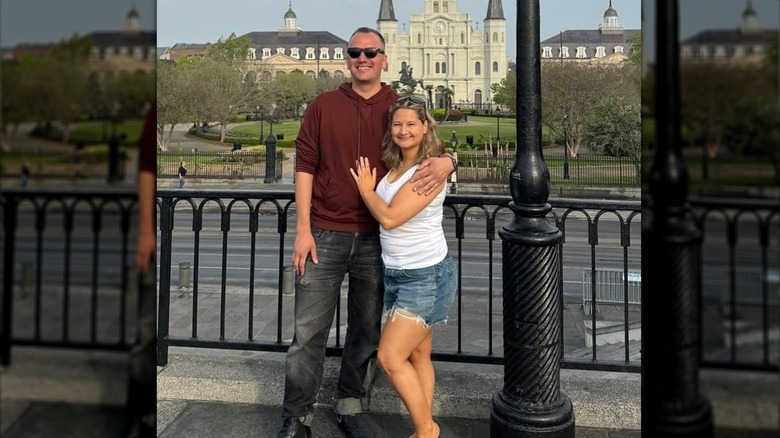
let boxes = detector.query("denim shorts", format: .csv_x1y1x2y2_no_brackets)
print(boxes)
383,255,457,327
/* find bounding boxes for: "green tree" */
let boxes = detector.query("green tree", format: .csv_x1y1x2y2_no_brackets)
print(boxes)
490,70,516,111
207,33,253,66
626,31,642,66
157,61,198,150
193,57,256,142
542,62,639,156
583,96,641,182
721,100,780,184
270,70,317,121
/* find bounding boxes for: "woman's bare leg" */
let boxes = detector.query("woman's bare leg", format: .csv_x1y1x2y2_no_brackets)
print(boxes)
377,313,439,438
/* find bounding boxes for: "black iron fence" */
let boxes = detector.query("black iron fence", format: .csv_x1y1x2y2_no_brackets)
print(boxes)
1,188,139,365
157,150,285,180
0,152,127,181
1,188,777,373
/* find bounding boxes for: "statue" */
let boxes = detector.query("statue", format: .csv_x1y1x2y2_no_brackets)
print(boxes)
398,65,423,91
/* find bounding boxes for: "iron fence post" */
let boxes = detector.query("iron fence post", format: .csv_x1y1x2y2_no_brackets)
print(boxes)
264,134,277,184
157,196,173,366
1,192,18,365
490,1,574,436
642,1,713,435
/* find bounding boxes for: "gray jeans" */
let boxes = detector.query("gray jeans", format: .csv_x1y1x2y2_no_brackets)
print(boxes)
281,228,384,421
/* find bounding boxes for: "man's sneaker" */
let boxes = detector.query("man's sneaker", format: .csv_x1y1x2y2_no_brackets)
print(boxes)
336,413,377,438
276,417,311,438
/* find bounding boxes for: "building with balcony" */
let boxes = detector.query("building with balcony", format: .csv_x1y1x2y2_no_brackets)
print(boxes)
540,1,639,65
680,0,774,64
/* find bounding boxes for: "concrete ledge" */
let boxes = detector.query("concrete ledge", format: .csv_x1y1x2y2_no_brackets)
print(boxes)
156,352,642,430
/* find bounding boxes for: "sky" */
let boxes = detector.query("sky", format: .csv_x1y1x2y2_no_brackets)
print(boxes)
155,0,641,61
0,0,155,47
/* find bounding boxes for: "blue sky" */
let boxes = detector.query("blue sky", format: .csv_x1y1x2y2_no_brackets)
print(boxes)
154,0,640,59
0,0,155,46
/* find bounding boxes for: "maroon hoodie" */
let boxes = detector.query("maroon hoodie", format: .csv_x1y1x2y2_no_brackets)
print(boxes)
296,82,399,233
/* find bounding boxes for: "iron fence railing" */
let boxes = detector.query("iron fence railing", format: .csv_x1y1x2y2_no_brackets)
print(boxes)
157,150,285,180
1,189,776,374
1,188,139,365
1,152,127,181
456,152,642,188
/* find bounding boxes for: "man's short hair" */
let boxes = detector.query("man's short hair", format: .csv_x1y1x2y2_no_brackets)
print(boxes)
350,27,385,49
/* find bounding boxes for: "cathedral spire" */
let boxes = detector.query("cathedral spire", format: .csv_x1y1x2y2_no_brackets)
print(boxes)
485,0,505,20
378,0,396,21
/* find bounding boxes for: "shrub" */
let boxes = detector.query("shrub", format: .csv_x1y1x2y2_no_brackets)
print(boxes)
447,109,463,121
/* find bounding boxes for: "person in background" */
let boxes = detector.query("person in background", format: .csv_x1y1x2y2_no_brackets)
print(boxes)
178,161,187,188
125,102,157,438
19,163,30,188
350,96,456,438
276,27,454,438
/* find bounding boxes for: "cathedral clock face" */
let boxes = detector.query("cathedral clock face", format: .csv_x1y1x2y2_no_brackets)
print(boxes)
435,21,445,33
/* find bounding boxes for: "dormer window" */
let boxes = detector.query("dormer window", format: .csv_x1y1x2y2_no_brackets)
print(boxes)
262,48,271,58
334,48,343,59
306,48,315,59
291,48,300,58
320,47,329,59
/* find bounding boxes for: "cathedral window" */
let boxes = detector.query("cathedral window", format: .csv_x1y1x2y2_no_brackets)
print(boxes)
442,62,447,74
444,2,449,13
433,2,439,13
475,62,481,75
492,61,498,72
492,32,498,43
461,33,464,44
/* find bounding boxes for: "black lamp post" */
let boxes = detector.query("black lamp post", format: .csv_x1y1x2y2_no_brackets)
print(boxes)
258,106,265,144
701,117,709,179
495,107,501,143
562,116,570,179
449,131,458,194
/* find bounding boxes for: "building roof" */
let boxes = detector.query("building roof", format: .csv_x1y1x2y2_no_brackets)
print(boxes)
541,29,639,46
88,30,156,48
680,29,774,46
241,31,347,47
378,0,396,22
485,0,505,20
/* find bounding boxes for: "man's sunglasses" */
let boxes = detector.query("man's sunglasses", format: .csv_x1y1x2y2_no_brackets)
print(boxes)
347,47,385,59
397,95,426,105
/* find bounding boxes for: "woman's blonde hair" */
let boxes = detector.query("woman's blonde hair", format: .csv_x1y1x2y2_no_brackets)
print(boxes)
381,96,441,169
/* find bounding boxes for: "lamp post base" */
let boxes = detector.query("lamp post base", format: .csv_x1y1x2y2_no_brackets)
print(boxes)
490,391,575,437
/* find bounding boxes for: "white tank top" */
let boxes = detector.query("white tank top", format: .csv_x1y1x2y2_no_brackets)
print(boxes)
375,165,448,269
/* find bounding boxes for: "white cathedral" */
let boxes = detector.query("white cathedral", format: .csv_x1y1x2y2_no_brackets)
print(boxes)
378,0,508,109
193,0,508,110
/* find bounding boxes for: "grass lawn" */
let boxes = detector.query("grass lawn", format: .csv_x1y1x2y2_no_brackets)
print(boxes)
229,116,554,148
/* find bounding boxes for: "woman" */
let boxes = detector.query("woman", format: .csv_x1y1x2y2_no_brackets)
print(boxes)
350,96,456,438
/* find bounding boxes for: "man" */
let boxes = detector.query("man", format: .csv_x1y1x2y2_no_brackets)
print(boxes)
278,27,454,438
125,102,157,438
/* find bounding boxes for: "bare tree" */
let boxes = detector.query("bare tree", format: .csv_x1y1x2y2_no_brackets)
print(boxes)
541,62,639,157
